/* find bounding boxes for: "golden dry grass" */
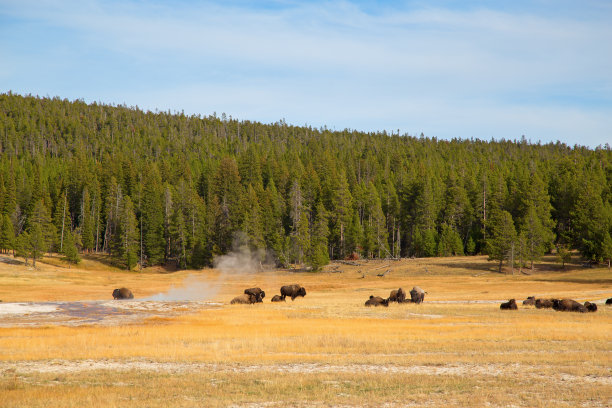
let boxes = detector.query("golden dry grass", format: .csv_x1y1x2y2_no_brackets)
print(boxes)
0,253,611,407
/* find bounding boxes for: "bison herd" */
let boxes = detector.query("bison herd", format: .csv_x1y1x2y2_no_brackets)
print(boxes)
231,284,306,304
500,296,603,313
365,286,426,307
110,284,611,313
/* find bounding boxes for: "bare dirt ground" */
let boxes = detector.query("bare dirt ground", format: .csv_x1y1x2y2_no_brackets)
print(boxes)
3,359,611,386
0,300,222,327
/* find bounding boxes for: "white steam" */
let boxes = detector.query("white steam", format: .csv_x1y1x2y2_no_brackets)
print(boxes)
142,275,217,301
213,232,275,274
143,232,276,301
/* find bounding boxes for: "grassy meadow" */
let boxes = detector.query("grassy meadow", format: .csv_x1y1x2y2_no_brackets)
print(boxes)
0,254,611,407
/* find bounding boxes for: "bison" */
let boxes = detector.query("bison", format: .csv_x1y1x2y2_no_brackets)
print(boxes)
522,296,536,306
606,298,612,305
535,298,555,309
112,288,134,300
500,299,518,310
230,294,257,304
552,299,586,313
280,284,306,301
388,288,406,303
365,295,389,307
409,286,426,304
244,287,265,303
584,301,597,312
270,295,285,302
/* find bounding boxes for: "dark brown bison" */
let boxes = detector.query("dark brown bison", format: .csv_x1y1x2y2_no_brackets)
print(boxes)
552,299,586,313
522,296,536,306
244,287,265,303
270,295,285,302
388,288,406,303
112,288,134,300
606,298,612,305
280,284,306,301
365,295,389,307
230,294,256,304
584,301,597,312
500,299,518,310
409,286,425,304
535,298,555,309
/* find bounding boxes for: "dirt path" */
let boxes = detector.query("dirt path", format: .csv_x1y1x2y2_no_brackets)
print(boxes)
2,360,610,386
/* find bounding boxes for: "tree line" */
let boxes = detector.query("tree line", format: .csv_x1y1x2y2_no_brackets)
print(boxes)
0,92,610,270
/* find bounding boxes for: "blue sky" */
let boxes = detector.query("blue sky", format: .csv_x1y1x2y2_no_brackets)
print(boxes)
1,0,611,147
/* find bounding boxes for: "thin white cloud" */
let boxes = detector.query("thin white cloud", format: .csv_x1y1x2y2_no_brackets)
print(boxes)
1,0,610,146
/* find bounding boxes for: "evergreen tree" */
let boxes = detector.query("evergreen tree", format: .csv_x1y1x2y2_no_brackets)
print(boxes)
114,196,139,270
29,199,56,253
28,223,47,267
519,205,550,270
142,166,165,265
0,214,15,253
1,167,17,217
292,210,309,265
345,212,364,257
487,210,517,273
306,201,329,271
261,179,285,265
329,169,352,259
62,229,80,265
53,191,72,253
571,173,612,262
14,231,29,265
437,224,464,256
466,235,476,255
242,184,265,250
81,187,94,252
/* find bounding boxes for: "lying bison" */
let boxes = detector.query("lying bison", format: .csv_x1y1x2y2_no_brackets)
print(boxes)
388,288,406,303
500,299,518,310
270,295,285,302
244,287,265,303
365,295,389,307
522,296,536,306
230,294,257,304
112,288,134,300
535,298,555,309
280,284,306,301
552,299,586,313
584,301,597,312
409,286,426,304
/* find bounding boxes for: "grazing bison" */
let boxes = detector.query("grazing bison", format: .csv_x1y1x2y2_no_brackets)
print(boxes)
409,286,426,304
280,284,306,301
500,299,518,310
535,298,555,309
388,288,406,303
271,295,285,302
552,299,586,313
365,295,389,307
244,287,265,303
112,288,134,300
230,294,256,304
606,298,612,305
584,301,597,312
522,296,536,306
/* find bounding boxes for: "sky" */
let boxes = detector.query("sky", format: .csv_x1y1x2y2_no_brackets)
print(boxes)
1,0,611,147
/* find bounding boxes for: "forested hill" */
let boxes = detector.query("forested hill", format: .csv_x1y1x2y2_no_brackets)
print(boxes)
0,92,610,270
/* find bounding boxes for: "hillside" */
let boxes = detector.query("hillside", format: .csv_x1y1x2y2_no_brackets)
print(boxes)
0,92,610,271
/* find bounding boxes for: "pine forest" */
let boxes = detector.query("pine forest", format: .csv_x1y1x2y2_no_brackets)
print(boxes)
0,92,610,271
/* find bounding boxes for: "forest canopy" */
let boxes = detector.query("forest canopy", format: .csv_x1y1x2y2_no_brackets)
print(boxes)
0,92,610,270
